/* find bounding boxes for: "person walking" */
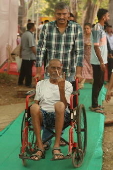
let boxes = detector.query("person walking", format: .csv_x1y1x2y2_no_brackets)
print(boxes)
90,8,110,113
35,1,84,148
18,23,36,87
79,23,93,89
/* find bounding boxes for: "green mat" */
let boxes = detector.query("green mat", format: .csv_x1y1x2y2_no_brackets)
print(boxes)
0,84,106,170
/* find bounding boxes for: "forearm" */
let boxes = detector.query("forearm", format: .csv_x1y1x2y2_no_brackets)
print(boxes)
94,46,103,63
31,46,36,55
36,67,42,74
59,89,67,108
76,66,82,76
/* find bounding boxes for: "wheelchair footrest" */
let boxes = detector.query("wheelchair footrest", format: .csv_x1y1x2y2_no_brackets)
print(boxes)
19,153,30,160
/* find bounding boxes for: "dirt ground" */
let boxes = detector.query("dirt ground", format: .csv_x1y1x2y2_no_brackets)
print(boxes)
0,74,113,170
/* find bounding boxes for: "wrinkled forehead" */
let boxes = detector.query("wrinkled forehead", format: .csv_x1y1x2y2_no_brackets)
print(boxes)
55,8,70,14
49,60,62,67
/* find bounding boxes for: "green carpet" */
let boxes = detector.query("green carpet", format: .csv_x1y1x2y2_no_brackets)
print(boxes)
0,83,106,170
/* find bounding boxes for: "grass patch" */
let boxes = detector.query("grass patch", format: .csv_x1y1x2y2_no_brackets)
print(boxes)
0,73,17,84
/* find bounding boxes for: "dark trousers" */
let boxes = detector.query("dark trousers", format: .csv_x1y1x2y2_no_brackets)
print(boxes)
108,58,113,81
18,60,34,86
92,64,104,108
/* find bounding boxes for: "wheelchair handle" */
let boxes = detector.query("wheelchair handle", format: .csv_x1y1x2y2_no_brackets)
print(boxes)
25,93,35,109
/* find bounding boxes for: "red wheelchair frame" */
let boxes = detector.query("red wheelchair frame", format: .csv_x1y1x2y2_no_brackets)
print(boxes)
19,79,87,168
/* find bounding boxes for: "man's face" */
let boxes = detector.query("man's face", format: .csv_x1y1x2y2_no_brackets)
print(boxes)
106,27,112,34
69,16,75,21
103,12,110,23
84,25,92,34
55,9,70,25
48,60,62,79
32,25,36,32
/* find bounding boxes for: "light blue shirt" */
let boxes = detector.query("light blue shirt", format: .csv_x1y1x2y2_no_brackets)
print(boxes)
91,23,108,65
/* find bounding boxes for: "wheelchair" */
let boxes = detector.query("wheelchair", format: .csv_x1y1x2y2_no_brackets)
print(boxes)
19,79,87,168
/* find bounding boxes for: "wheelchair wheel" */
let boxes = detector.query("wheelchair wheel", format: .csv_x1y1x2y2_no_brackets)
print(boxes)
20,112,36,157
76,104,87,155
72,148,84,167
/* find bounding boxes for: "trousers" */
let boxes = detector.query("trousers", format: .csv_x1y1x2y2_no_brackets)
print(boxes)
18,60,34,86
92,64,104,108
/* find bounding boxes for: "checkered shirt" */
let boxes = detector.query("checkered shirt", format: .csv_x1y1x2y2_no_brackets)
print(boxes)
36,21,84,76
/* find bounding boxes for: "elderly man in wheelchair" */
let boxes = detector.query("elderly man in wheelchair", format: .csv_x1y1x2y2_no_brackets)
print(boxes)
19,59,87,167
30,59,73,161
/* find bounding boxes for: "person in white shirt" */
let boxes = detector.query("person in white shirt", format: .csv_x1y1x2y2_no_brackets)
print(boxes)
29,59,73,161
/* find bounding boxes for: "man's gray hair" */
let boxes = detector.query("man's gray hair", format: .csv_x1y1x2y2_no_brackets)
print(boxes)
55,2,70,11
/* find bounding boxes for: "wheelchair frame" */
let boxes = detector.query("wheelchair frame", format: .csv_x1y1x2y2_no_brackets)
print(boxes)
19,79,87,168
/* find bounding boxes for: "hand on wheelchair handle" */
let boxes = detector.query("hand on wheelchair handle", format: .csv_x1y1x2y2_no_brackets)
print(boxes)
34,73,43,81
74,74,83,83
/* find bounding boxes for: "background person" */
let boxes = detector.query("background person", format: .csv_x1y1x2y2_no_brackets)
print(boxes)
28,19,31,23
90,8,110,113
69,12,75,21
18,23,36,87
79,23,93,89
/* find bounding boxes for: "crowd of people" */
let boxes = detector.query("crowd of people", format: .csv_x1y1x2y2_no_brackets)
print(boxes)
17,1,113,161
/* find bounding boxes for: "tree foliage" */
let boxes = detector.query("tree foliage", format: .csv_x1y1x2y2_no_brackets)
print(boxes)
43,0,69,16
19,0,109,26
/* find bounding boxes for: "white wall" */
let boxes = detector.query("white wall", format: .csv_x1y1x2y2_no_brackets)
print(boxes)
0,0,18,66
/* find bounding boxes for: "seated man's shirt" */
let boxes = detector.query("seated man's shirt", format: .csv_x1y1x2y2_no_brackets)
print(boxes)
91,23,108,65
34,79,73,112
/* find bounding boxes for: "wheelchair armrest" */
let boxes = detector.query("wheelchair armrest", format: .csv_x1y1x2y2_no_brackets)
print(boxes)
72,90,80,95
25,78,38,109
25,92,35,109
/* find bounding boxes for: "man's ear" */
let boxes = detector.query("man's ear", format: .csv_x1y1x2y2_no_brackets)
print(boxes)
103,15,106,21
47,66,50,73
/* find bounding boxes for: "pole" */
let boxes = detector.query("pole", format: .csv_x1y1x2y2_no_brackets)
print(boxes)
32,0,34,22
35,0,39,43
27,0,29,22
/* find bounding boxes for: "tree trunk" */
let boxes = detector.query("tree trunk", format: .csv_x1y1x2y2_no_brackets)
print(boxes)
82,0,102,26
108,0,113,28
69,0,78,21
19,0,34,30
